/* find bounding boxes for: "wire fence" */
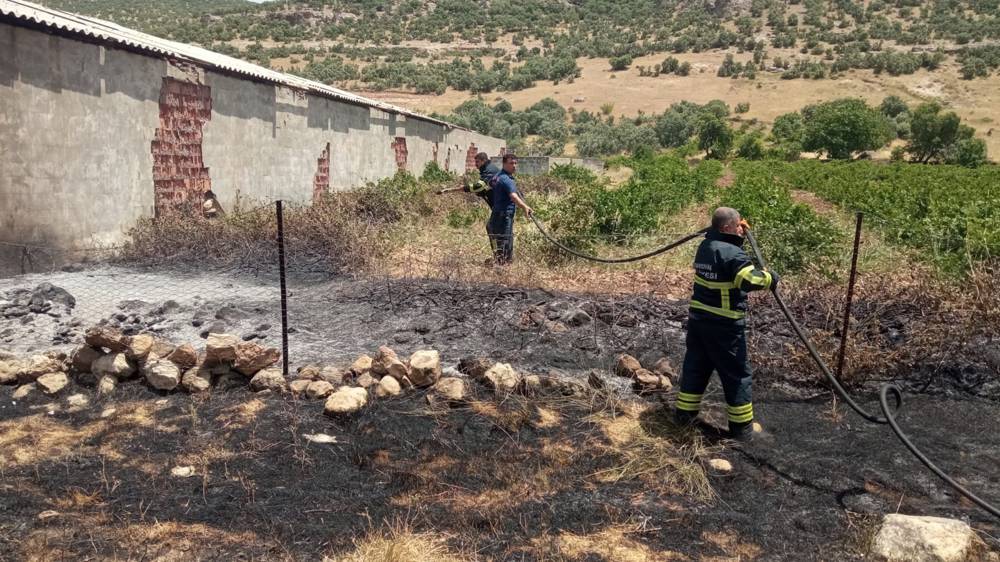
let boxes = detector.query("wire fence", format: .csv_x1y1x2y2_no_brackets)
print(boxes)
1,200,997,398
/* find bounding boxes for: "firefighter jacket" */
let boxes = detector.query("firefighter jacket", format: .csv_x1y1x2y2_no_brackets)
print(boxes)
688,229,773,324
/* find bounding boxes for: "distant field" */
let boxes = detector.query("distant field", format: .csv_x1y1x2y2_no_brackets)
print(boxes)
357,51,1000,158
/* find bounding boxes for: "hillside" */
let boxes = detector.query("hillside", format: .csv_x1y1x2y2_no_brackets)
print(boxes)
30,0,1000,159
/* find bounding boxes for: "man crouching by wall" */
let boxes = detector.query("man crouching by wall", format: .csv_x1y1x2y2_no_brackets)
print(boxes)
202,190,225,219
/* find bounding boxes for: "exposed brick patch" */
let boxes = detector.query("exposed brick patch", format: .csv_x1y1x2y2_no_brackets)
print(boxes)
391,137,408,170
152,77,212,216
465,143,478,171
313,143,330,203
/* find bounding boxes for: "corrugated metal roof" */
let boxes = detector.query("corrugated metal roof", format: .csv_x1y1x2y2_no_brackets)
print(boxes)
0,0,464,130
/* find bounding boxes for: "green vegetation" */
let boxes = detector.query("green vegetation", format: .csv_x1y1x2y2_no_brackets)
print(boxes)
801,98,893,160
35,0,1000,91
535,154,721,252
777,160,1000,271
722,162,840,274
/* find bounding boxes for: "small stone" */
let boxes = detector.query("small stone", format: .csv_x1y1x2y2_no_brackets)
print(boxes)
65,393,90,410
170,466,196,478
560,308,592,326
181,368,212,393
544,320,569,333
249,368,287,393
143,359,181,391
349,355,373,375
302,433,338,444
149,338,175,359
523,375,543,393
18,355,65,383
356,373,375,388
100,407,117,418
36,373,69,395
324,386,368,416
373,346,408,380
457,357,491,379
872,514,980,562
433,377,465,401
166,344,198,370
0,359,20,385
632,369,663,393
13,383,35,400
708,458,733,473
317,366,342,384
483,363,521,392
199,321,227,339
70,346,103,373
651,358,677,379
407,350,441,387
375,376,402,398
296,365,320,380
127,334,155,361
305,380,335,399
97,375,117,396
658,375,673,390
615,354,643,378
85,326,130,352
204,333,240,365
215,372,245,390
233,342,281,376
92,353,135,379
289,379,311,396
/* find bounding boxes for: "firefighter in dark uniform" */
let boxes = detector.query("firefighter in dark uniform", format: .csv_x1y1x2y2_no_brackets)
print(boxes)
674,207,779,441
466,152,499,209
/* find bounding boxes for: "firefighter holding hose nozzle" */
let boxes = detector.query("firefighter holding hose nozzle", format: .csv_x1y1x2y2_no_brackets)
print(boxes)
674,207,779,442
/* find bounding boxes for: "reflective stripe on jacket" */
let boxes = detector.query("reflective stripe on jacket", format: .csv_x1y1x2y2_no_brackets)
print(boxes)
689,229,772,323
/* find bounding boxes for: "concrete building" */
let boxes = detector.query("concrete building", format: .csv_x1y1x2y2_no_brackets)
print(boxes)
0,0,503,255
489,156,603,176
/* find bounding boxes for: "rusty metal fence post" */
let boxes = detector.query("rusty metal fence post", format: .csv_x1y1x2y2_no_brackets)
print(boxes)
835,212,863,380
276,200,290,378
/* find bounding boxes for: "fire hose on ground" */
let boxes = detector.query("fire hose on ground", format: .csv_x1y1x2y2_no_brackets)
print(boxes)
528,213,1000,521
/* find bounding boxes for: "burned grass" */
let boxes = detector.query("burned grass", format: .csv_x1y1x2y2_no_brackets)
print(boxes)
0,379,787,560
3,361,1000,560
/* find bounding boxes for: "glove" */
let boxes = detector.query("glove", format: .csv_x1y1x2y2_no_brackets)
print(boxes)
739,219,752,231
769,270,780,290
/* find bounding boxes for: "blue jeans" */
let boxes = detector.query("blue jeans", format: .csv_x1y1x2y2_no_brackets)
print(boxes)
487,208,515,264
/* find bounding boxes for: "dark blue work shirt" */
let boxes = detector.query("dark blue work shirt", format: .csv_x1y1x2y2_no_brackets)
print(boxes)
488,170,518,213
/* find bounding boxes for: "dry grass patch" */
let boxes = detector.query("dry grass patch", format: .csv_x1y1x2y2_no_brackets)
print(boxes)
113,522,271,560
701,530,764,561
331,521,467,562
532,525,685,561
217,398,267,430
0,414,104,468
592,410,719,502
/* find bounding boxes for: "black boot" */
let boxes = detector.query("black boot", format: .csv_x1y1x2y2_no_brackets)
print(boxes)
728,420,753,442
674,409,699,427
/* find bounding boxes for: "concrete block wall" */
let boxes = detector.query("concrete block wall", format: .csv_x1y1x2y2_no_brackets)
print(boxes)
489,156,605,176
0,21,503,253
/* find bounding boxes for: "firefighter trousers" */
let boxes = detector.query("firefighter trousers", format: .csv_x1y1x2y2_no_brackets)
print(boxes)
676,318,754,431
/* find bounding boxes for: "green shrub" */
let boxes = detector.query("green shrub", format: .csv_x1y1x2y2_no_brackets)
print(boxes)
420,161,455,184
722,162,840,274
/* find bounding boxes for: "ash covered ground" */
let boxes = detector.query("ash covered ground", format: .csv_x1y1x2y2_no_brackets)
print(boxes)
1,264,998,559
